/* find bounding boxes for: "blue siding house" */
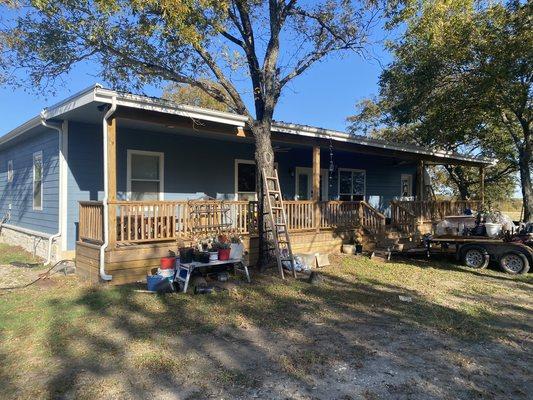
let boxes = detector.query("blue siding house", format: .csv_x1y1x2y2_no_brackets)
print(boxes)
0,85,491,281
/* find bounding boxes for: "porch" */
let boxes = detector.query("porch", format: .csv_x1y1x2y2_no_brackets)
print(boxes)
76,199,386,283
68,99,491,283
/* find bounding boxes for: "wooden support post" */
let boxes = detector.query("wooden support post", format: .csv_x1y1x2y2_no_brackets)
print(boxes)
417,160,425,202
479,166,485,207
313,146,321,230
107,116,117,247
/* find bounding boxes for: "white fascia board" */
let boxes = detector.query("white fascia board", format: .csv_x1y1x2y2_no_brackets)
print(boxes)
272,122,496,166
42,84,102,120
94,87,248,127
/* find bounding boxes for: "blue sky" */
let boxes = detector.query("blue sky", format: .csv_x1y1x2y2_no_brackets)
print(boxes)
0,48,390,135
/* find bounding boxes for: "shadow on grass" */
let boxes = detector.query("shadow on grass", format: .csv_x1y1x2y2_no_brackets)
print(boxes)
25,265,530,400
391,253,533,285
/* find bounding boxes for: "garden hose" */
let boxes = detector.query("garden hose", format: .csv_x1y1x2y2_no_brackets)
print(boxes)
0,259,73,291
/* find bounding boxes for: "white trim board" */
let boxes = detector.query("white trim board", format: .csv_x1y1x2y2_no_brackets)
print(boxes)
32,150,43,211
59,121,69,251
126,149,165,201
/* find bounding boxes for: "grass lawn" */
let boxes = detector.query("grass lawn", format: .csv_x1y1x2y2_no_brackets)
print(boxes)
0,246,531,399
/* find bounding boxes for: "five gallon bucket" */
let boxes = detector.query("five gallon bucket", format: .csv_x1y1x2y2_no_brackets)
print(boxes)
485,223,502,238
160,257,176,269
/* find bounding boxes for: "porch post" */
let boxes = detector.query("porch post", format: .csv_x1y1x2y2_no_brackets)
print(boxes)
417,160,425,201
107,116,117,246
313,146,321,230
479,166,485,207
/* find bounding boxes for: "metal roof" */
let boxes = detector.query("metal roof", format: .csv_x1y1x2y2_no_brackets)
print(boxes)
0,84,496,166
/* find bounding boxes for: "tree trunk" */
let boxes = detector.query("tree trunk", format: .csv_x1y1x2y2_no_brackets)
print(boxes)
250,119,276,270
445,165,471,200
518,148,532,222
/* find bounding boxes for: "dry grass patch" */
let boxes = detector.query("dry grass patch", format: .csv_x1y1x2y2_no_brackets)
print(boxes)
0,244,531,399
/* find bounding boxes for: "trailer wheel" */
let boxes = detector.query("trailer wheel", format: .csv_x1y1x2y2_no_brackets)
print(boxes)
499,252,530,274
461,246,489,269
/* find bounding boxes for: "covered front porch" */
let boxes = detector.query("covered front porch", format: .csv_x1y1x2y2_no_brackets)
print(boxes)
70,102,490,283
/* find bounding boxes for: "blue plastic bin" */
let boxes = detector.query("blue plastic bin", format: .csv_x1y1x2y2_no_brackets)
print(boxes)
147,275,163,291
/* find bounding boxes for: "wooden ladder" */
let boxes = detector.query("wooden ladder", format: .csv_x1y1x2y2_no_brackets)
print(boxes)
262,168,296,279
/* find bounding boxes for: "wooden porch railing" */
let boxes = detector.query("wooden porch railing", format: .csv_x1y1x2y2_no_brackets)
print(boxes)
391,199,483,233
79,200,386,245
390,201,417,234
78,201,104,244
392,200,482,222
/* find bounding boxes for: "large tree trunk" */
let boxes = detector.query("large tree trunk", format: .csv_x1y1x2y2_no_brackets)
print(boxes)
445,165,471,200
250,119,276,270
518,148,532,222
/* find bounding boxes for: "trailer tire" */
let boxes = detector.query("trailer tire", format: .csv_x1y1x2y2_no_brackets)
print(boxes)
499,252,530,275
461,246,489,269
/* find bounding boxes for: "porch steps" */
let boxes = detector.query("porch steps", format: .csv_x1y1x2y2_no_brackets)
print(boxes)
262,168,296,279
368,226,422,254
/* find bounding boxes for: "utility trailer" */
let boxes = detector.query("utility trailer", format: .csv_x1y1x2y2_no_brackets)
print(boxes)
422,235,533,274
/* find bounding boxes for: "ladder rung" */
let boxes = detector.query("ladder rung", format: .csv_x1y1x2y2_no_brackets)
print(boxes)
271,206,282,210
265,176,277,180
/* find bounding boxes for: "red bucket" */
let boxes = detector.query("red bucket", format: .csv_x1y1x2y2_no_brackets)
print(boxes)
218,249,230,261
160,257,176,270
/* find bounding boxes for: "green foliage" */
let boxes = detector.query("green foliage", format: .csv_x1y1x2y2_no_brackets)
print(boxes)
162,80,234,112
0,0,385,118
348,0,531,212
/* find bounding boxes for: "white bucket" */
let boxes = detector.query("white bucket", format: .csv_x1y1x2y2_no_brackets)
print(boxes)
485,223,502,238
209,251,218,261
158,268,175,279
229,243,244,259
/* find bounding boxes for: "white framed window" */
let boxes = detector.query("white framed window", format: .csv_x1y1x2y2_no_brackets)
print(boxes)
234,159,257,201
127,150,164,201
7,160,13,183
338,168,366,201
33,151,43,210
400,174,413,198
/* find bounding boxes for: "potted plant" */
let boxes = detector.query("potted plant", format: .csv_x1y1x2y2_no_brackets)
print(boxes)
229,234,244,259
216,234,231,260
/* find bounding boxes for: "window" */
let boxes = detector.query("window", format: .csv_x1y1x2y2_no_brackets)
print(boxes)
235,159,256,201
338,168,365,201
33,151,43,210
7,160,13,183
127,150,164,201
400,174,413,198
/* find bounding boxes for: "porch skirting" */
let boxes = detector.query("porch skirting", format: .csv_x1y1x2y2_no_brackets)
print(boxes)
75,228,369,285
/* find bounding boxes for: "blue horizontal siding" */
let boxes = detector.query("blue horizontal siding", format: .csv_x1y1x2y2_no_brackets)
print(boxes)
0,128,59,234
65,122,417,249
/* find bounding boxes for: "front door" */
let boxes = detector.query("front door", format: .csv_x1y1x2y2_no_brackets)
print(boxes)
295,167,328,200
400,174,413,198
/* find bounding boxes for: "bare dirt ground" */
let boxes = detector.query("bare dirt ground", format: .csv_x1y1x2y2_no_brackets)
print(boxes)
0,247,531,400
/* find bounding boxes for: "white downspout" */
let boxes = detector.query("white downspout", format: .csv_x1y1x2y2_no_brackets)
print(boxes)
99,97,117,281
40,115,63,265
